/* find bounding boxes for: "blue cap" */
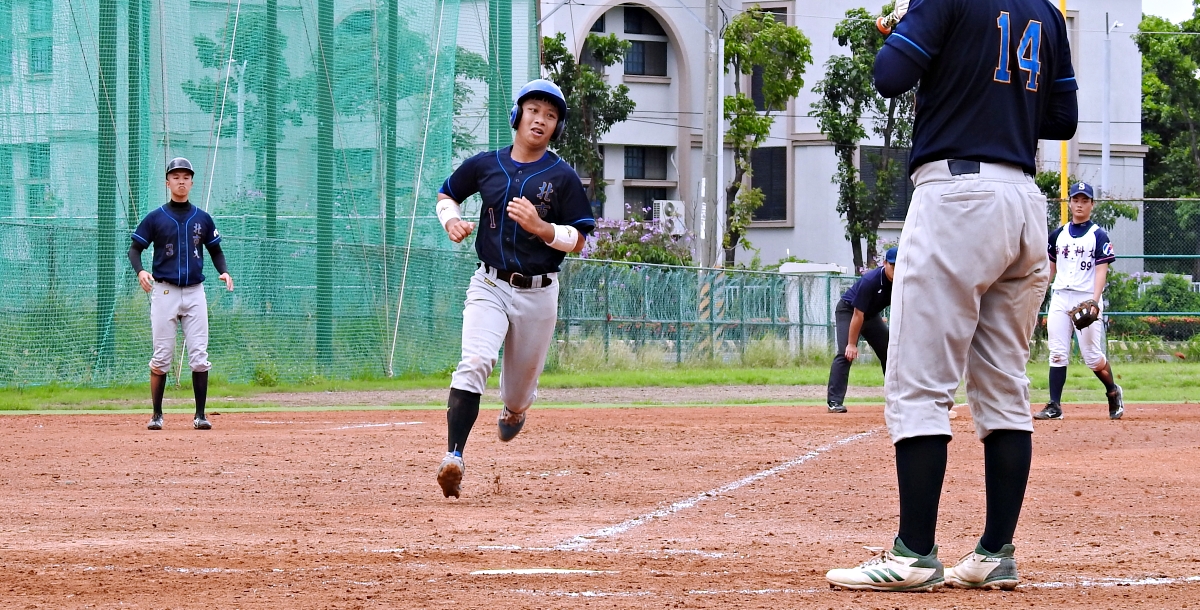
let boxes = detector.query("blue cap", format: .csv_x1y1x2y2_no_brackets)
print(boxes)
885,247,898,264
1068,181,1094,199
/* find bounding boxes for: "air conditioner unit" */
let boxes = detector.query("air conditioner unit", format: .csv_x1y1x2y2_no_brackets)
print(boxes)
652,199,686,236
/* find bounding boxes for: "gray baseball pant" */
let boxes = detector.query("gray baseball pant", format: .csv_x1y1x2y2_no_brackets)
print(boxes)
149,282,212,373
450,266,559,414
885,160,1050,442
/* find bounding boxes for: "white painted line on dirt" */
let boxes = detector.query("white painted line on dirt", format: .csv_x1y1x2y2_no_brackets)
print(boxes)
509,588,654,598
690,588,819,595
554,430,878,550
324,421,424,431
1029,575,1200,589
472,568,617,575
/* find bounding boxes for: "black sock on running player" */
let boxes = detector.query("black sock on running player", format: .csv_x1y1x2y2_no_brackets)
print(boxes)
1049,366,1067,404
895,434,950,557
446,388,481,456
1093,362,1118,393
150,371,167,418
193,371,209,419
979,429,1032,554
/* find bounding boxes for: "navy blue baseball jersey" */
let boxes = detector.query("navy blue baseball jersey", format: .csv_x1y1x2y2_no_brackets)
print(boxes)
440,146,595,276
840,267,894,318
131,202,222,286
883,0,1077,173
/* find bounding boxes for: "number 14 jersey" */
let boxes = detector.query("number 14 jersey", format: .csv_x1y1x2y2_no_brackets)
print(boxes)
1049,221,1115,293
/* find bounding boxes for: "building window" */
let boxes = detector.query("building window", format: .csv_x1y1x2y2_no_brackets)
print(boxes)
860,145,914,221
0,146,12,217
0,0,12,78
27,143,49,179
625,187,667,219
23,143,49,216
623,6,665,35
29,36,52,74
25,183,48,215
750,146,787,221
590,14,605,32
335,148,375,211
624,146,667,180
624,40,667,76
30,0,52,32
580,39,604,73
750,8,786,112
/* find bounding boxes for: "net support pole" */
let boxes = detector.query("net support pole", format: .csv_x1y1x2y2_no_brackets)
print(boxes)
263,0,279,307
384,0,399,257
127,0,143,224
316,0,335,369
488,0,512,147
95,0,119,377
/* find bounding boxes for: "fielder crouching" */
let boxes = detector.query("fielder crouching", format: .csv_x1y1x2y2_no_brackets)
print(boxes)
432,79,595,499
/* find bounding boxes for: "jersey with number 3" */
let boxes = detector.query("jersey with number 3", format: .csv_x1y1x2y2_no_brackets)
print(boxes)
884,0,1077,174
1048,221,1115,292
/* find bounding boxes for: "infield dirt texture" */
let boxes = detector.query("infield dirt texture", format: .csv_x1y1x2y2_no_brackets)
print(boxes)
2,403,1198,608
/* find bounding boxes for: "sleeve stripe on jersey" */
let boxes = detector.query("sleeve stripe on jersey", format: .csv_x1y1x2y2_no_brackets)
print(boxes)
131,233,149,244
891,34,931,60
1055,77,1075,83
440,182,458,201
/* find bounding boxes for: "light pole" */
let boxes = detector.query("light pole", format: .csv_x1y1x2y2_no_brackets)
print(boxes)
1101,13,1122,198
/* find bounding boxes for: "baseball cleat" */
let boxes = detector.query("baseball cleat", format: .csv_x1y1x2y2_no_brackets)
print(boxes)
1033,401,1063,420
437,452,465,499
826,537,944,592
193,416,212,430
1107,386,1124,420
827,401,848,414
946,542,1019,590
497,407,526,442
147,416,163,430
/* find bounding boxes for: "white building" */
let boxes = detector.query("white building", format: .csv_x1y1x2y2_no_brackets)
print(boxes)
540,0,1145,272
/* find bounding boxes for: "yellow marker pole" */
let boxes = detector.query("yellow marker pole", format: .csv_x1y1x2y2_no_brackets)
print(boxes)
1059,0,1069,225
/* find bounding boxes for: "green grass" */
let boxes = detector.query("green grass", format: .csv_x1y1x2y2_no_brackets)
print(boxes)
1,362,1196,412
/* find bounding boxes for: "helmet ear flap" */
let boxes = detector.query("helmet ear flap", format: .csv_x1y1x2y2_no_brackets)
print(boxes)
509,105,520,129
552,117,566,141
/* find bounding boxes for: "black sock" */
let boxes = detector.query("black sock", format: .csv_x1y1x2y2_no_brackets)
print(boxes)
446,388,481,455
193,371,209,419
150,371,166,418
895,435,950,557
980,429,1032,554
1049,366,1066,404
1093,362,1118,393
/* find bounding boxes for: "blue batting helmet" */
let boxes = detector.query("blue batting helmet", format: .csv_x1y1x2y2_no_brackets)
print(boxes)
509,79,568,141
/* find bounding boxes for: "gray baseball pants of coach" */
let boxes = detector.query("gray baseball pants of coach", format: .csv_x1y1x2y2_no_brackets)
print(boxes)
885,160,1050,443
450,267,559,414
149,282,212,373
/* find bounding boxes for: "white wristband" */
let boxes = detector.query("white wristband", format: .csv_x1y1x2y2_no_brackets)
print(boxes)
544,223,579,252
436,199,462,230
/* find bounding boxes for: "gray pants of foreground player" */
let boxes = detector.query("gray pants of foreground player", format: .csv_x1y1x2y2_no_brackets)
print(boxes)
885,160,1049,443
149,282,211,373
450,267,559,414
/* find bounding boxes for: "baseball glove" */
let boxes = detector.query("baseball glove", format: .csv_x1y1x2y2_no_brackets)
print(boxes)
1068,299,1101,330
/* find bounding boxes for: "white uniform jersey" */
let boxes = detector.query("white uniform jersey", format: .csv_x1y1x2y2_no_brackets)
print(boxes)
1048,221,1115,293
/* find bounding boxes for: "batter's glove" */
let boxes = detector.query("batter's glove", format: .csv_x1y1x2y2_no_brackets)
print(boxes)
876,0,910,35
1068,299,1102,330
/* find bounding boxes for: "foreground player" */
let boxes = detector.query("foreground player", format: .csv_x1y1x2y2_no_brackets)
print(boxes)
434,79,595,499
826,247,897,413
1034,182,1123,421
826,0,1078,592
130,157,234,431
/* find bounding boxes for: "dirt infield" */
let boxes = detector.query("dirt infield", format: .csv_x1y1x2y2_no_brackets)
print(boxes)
2,402,1198,608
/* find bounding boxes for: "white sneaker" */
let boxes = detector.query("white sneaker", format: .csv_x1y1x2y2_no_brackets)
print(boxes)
946,542,1019,590
436,452,464,499
826,538,944,592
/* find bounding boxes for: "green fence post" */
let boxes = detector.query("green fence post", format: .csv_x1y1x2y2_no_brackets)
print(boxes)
603,264,610,362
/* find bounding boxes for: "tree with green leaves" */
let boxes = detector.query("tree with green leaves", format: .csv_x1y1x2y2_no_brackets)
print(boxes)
721,8,812,265
452,47,491,158
1035,170,1138,230
812,7,912,272
542,33,636,211
1135,13,1200,277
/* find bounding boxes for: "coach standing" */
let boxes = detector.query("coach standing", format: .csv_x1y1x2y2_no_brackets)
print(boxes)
129,157,233,431
825,247,896,414
826,0,1078,592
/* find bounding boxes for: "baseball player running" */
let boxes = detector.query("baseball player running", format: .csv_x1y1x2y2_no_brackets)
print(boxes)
826,0,1077,592
433,79,595,499
826,247,897,413
1034,182,1122,421
129,157,234,431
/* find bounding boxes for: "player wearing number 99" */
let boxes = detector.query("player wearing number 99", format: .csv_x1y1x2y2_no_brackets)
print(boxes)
825,0,1078,593
433,79,595,499
1034,182,1122,422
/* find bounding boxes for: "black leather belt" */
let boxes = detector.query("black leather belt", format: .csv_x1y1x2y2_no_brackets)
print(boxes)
481,263,552,289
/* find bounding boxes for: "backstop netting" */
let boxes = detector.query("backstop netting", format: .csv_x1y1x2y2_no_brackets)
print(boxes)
0,0,538,386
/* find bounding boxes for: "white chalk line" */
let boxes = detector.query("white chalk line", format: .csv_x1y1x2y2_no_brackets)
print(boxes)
1029,574,1200,589
472,568,617,575
554,430,878,550
324,421,424,431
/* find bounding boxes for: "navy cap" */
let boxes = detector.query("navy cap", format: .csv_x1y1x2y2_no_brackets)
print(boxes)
885,247,898,264
1068,181,1094,199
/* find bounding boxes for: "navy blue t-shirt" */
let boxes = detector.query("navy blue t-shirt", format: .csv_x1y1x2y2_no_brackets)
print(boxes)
883,0,1077,173
840,267,894,318
131,202,222,286
440,146,595,276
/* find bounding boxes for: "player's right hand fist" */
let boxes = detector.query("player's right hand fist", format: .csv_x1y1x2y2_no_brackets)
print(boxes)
446,218,475,243
138,270,154,293
844,344,859,361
